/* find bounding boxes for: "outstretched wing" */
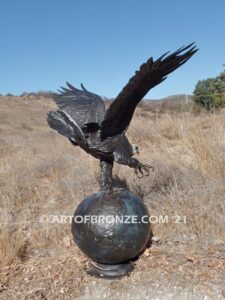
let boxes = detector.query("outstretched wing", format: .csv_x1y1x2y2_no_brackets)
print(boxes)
53,82,105,130
101,43,198,139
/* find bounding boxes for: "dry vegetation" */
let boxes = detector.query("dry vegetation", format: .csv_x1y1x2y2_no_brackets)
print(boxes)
0,96,224,299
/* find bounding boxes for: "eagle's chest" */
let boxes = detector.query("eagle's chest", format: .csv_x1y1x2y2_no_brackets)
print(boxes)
86,132,117,155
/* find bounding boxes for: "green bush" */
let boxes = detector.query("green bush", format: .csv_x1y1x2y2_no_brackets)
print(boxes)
193,72,225,109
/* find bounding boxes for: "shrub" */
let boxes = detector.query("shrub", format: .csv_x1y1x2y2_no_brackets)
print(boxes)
193,72,225,109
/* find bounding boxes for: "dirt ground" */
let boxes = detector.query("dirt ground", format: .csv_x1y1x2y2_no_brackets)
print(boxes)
1,240,224,299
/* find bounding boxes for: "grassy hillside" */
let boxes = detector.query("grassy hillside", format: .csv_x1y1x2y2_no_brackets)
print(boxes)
0,96,224,299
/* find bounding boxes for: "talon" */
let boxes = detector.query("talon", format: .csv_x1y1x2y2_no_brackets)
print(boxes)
138,172,143,178
143,166,149,176
147,165,154,172
135,163,154,178
138,166,144,178
135,167,143,178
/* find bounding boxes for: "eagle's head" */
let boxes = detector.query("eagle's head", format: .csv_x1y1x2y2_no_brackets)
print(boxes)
131,144,139,156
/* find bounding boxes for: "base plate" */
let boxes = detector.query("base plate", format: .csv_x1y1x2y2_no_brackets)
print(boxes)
86,261,134,279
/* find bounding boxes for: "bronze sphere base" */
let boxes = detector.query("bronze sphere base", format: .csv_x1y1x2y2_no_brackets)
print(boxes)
72,189,151,279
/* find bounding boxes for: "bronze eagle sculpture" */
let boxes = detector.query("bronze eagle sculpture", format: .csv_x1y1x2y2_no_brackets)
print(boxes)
47,43,198,191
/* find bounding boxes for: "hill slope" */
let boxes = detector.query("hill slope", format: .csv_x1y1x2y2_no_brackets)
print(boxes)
0,96,224,299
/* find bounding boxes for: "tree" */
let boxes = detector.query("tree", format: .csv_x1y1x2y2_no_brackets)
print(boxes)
193,69,225,109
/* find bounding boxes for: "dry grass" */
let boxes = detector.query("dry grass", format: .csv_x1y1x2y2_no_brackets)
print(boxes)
0,96,225,298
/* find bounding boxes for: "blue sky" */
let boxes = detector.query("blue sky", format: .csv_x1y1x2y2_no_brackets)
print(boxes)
0,0,224,99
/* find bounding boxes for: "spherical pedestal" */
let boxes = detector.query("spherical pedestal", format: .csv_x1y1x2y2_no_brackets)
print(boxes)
71,189,151,278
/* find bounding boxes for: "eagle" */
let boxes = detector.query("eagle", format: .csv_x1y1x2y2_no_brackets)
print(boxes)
47,43,198,191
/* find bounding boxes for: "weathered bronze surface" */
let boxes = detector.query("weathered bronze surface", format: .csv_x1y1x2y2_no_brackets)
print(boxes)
72,190,150,265
71,189,151,278
48,44,198,278
47,44,197,191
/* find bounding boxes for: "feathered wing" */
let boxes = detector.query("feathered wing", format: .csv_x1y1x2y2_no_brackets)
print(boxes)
47,110,87,145
53,82,105,130
101,43,198,139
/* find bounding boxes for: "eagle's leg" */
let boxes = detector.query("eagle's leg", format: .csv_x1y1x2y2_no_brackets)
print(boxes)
127,158,154,178
114,155,154,178
99,159,114,192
